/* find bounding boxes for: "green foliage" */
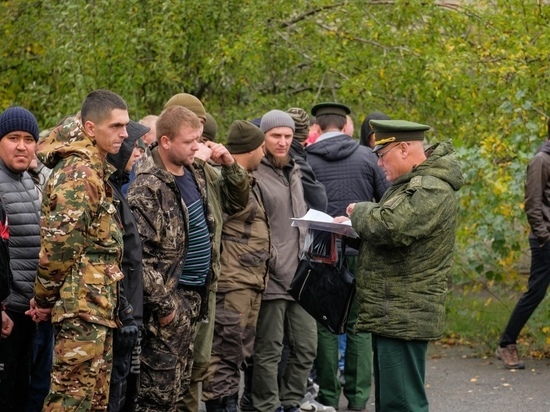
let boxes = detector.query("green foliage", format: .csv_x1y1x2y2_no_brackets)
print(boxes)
445,288,550,358
1,0,550,292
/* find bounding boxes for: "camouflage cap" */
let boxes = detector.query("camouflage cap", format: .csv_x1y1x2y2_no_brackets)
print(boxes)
311,102,350,118
287,107,310,143
371,119,430,152
164,93,207,122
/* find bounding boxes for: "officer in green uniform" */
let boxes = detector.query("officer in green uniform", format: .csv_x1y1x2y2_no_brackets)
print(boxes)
346,120,463,412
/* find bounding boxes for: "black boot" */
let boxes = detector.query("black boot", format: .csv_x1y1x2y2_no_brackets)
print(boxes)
205,399,225,412
240,362,255,411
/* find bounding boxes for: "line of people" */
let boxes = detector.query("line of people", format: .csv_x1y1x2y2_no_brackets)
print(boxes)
0,89,463,412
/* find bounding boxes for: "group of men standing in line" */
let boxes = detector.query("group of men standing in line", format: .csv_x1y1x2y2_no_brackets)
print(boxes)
0,88,464,412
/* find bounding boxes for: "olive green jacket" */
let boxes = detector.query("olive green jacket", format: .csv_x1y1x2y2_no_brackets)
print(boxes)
350,141,463,341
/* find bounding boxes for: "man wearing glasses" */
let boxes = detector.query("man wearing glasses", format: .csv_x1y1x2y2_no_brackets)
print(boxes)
345,120,463,412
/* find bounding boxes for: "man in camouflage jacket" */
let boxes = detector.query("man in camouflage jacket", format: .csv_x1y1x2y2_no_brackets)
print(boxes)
32,90,130,411
127,106,249,412
347,120,463,412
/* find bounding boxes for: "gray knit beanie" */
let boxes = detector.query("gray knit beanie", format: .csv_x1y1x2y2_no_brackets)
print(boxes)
260,110,295,133
0,106,40,141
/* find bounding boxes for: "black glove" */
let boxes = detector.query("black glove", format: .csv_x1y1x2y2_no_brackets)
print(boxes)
114,324,139,353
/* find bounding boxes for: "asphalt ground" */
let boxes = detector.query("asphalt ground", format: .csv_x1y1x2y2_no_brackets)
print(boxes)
351,342,550,412
200,342,550,412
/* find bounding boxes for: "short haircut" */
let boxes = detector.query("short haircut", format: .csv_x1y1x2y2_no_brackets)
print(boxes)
81,89,128,124
316,114,347,132
139,114,158,128
156,106,202,142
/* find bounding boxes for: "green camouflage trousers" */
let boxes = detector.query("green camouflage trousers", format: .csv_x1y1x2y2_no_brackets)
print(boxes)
137,288,201,412
178,289,216,412
44,318,113,412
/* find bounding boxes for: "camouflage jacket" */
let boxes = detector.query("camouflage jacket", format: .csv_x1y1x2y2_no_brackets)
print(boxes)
34,117,124,328
127,143,249,326
350,141,463,341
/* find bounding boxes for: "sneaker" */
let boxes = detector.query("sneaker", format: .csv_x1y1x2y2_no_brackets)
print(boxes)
495,344,525,369
306,377,319,398
300,399,337,412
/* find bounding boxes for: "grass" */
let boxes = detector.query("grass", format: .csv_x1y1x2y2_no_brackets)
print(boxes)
443,285,550,359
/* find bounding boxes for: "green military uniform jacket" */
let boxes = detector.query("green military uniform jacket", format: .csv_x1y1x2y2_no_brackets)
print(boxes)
350,141,463,341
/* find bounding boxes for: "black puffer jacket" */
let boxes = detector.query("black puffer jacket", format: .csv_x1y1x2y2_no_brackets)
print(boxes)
107,133,144,326
290,140,327,212
0,159,41,313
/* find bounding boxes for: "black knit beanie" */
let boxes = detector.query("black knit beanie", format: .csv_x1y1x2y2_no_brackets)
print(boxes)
0,106,40,141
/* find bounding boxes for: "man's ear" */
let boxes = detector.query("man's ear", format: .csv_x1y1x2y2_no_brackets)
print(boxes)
83,120,96,137
159,135,171,149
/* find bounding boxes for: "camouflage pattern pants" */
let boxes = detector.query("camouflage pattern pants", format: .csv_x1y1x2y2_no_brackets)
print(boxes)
177,289,216,412
201,288,261,401
137,288,201,412
44,318,113,412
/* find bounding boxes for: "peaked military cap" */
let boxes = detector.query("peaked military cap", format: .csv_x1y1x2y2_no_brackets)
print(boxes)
311,102,351,118
371,119,430,152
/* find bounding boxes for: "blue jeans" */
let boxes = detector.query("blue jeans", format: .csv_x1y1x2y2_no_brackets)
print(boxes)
26,321,54,412
338,334,346,371
499,237,550,346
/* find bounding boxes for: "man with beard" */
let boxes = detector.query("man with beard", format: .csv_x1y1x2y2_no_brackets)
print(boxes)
251,110,318,412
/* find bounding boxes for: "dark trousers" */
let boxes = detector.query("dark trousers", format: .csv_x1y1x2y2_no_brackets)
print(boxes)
202,289,261,402
108,334,134,412
500,237,550,346
372,334,428,412
0,310,36,412
26,320,55,412
120,332,142,412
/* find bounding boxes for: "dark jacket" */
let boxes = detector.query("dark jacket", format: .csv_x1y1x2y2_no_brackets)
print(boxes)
290,140,327,212
218,175,270,293
127,144,249,325
0,159,41,313
351,141,463,341
306,133,389,217
525,141,550,246
107,136,144,327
